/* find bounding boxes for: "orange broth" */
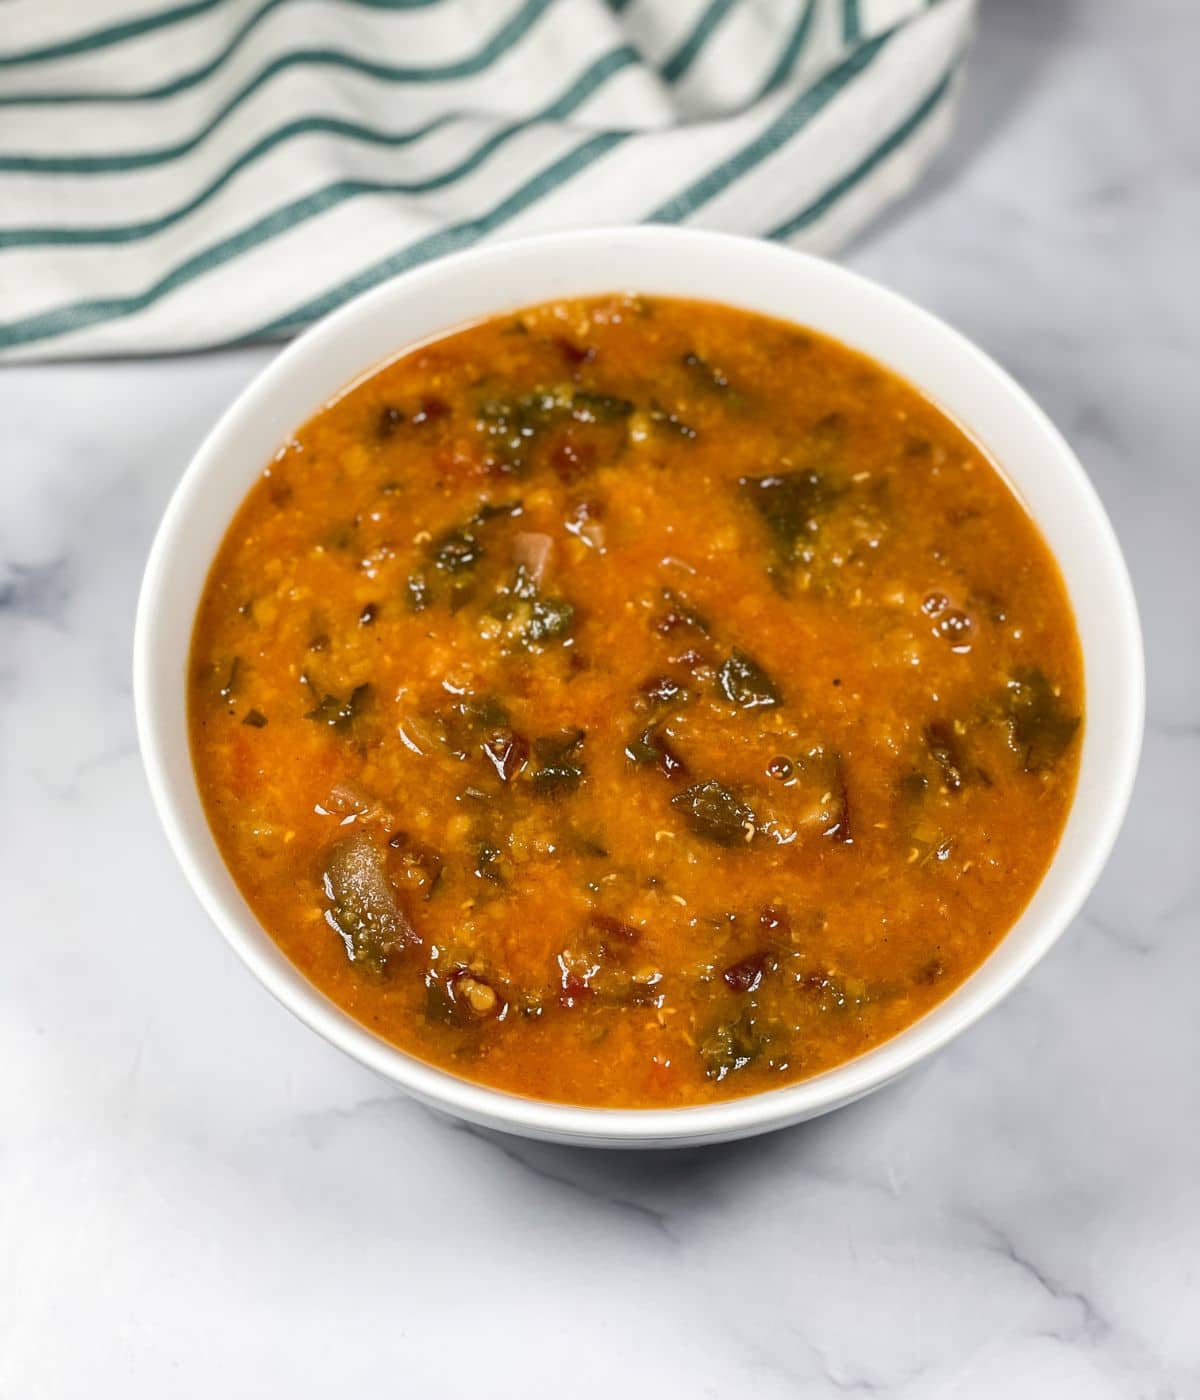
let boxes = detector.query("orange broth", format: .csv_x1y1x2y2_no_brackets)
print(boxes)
189,295,1083,1107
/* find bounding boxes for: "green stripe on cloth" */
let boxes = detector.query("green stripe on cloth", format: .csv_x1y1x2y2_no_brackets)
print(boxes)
661,0,739,82
0,105,449,178
0,0,976,359
0,61,636,351
647,25,894,224
842,0,862,44
769,55,960,240
0,0,441,68
0,0,756,335
0,0,218,66
756,0,817,98
0,0,552,107
246,131,633,341
0,45,640,248
0,0,742,242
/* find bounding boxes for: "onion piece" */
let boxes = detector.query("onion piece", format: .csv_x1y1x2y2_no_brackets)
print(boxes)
326,779,380,817
513,531,554,587
323,833,418,976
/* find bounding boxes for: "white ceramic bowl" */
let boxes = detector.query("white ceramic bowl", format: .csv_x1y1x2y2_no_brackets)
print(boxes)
135,227,1143,1148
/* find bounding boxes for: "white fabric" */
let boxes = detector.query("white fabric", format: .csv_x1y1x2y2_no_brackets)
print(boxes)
0,0,975,360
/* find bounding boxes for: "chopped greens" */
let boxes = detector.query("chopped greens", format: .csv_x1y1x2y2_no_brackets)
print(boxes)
491,563,575,649
671,780,755,846
624,722,688,779
526,595,575,644
640,674,691,708
430,525,484,574
437,695,511,761
423,974,464,1026
657,588,710,636
459,695,510,728
802,969,870,1016
681,349,730,391
572,391,635,422
898,771,929,805
377,404,404,438
804,411,848,460
737,470,846,568
476,387,632,469
481,726,530,783
472,499,525,526
189,290,1085,1111
925,720,967,793
1002,668,1080,773
557,914,659,1008
474,841,507,885
699,1005,770,1081
564,829,610,860
321,520,358,552
219,656,241,703
647,400,697,440
477,388,569,468
428,500,523,575
530,729,586,796
716,648,781,709
304,682,372,732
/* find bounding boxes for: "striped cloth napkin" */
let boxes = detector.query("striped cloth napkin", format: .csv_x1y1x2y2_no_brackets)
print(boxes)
0,0,974,361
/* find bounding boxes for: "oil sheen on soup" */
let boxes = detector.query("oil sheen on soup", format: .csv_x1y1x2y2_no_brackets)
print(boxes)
189,295,1083,1108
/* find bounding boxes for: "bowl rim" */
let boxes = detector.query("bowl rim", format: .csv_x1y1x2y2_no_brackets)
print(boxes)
134,226,1144,1145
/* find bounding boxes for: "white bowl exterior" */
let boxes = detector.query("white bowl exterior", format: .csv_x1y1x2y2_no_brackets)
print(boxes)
134,228,1143,1148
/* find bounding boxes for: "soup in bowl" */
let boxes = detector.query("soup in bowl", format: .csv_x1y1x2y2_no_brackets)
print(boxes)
135,229,1141,1146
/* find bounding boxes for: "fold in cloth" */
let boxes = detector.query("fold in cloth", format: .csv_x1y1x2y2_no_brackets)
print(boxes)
0,0,974,360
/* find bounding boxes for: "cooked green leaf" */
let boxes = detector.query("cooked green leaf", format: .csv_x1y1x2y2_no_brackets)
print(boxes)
657,588,710,636
430,525,483,574
571,391,635,422
681,349,730,391
1002,668,1080,773
925,720,966,792
526,595,575,643
304,683,372,732
648,400,697,440
624,723,688,779
737,470,845,566
476,387,630,469
492,564,575,649
219,656,241,702
699,1006,769,1081
530,729,586,796
671,780,755,846
716,648,781,709
474,841,507,885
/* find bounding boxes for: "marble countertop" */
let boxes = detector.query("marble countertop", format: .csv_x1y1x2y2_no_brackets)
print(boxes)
3,2,1196,1394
